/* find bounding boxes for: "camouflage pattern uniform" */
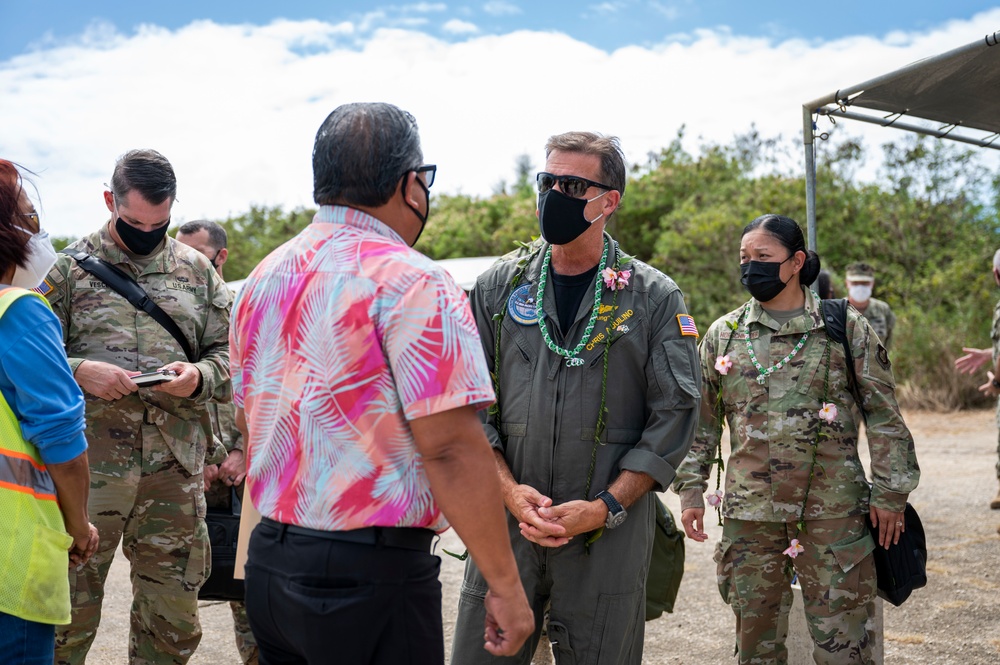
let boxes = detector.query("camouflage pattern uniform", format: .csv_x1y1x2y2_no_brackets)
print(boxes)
43,224,231,665
674,288,919,665
858,297,895,350
452,235,701,664
203,395,258,665
991,298,1000,481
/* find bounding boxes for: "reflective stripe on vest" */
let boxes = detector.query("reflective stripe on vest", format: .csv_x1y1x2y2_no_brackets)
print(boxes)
0,447,58,501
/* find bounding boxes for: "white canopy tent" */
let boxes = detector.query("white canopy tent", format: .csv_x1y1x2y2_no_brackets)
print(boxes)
802,30,1000,251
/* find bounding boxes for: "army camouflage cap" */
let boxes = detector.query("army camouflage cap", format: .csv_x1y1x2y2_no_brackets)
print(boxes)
845,262,875,282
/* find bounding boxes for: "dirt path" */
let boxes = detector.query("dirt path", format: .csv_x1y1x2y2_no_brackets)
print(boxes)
87,409,1000,663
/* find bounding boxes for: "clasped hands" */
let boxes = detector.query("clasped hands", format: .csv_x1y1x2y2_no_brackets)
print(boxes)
505,484,607,547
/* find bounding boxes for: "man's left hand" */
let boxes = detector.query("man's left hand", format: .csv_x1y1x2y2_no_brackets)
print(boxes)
518,499,605,547
219,449,247,486
153,361,202,398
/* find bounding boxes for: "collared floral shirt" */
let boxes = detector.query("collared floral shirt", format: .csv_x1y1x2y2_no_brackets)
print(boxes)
231,205,494,532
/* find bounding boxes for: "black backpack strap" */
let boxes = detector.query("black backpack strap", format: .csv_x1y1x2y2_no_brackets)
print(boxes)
822,298,866,422
61,249,195,363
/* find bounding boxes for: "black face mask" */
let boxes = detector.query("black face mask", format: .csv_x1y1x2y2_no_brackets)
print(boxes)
402,177,430,247
115,217,169,255
537,188,606,246
740,257,792,302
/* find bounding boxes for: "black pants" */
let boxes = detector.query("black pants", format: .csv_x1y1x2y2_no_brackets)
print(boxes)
245,520,444,665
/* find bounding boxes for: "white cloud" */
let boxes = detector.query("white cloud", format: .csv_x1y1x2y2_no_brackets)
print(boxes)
482,1,522,16
442,19,479,35
2,10,999,238
404,2,448,11
590,3,624,14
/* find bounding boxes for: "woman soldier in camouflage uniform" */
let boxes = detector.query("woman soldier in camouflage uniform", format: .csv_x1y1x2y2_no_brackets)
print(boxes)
673,214,920,664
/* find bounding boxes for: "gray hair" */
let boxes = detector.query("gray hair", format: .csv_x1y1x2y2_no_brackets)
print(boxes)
110,149,176,206
177,219,227,250
312,102,423,207
544,131,626,197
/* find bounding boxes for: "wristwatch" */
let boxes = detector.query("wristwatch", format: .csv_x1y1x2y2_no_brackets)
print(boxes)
596,490,628,529
992,377,1000,389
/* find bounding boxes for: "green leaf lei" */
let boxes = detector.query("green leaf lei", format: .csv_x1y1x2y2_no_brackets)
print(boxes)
535,240,609,367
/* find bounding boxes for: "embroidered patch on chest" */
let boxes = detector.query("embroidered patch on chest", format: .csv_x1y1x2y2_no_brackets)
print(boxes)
166,281,198,294
507,283,538,325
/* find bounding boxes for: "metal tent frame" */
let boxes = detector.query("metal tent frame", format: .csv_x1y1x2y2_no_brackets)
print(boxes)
802,30,1000,251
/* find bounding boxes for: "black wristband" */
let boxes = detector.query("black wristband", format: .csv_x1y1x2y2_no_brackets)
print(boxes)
991,377,1000,390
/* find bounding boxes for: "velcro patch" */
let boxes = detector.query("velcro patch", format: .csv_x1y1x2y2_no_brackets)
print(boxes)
31,279,54,297
677,314,699,338
876,344,891,371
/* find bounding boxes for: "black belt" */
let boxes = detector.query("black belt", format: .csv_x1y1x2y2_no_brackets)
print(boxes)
260,517,435,553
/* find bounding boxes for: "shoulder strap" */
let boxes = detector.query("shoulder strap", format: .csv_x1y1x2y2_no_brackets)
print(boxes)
822,298,866,422
60,249,195,362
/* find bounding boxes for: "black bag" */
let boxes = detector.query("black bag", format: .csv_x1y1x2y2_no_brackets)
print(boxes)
645,496,685,620
199,488,246,602
866,502,927,606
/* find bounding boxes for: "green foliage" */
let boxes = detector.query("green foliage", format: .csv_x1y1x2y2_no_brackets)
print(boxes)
214,205,317,280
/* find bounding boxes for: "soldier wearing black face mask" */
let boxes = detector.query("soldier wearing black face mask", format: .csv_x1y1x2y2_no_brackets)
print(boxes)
452,132,701,665
39,149,233,665
675,213,917,665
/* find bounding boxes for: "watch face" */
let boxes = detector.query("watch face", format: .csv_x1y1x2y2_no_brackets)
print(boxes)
606,509,628,529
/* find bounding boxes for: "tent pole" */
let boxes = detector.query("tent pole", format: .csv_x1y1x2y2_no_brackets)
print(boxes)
803,105,817,254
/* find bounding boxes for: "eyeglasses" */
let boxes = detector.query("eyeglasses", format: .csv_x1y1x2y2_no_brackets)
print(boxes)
21,211,40,226
414,164,436,189
536,172,612,199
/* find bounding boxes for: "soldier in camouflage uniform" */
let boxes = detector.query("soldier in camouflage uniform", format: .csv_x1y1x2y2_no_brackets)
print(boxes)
176,220,257,665
953,248,1000,519
845,262,896,350
41,151,231,665
674,214,919,665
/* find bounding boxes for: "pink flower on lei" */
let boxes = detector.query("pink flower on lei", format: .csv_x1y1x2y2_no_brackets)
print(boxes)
602,267,631,291
706,489,724,507
783,539,805,558
818,402,838,423
715,354,733,375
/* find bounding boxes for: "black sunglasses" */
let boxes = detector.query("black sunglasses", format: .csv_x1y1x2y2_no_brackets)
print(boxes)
414,164,436,189
536,172,612,199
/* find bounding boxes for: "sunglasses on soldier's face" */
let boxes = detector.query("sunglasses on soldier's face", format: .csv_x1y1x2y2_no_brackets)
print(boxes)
536,172,612,199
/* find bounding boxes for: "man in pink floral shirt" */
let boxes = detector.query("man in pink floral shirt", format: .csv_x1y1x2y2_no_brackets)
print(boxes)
230,102,532,664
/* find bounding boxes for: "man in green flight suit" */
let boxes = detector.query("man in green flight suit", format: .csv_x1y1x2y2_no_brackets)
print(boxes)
451,131,701,664
176,220,258,665
42,150,232,665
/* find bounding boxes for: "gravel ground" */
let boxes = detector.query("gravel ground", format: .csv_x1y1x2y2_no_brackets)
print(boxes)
86,408,1000,664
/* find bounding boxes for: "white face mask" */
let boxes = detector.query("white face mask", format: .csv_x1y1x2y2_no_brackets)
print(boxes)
848,284,873,303
11,227,58,290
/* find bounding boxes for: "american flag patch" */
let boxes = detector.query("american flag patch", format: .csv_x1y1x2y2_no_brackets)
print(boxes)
32,279,54,297
677,314,698,338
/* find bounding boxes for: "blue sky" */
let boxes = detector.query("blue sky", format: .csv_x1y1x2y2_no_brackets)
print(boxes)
1,2,998,237
3,0,997,60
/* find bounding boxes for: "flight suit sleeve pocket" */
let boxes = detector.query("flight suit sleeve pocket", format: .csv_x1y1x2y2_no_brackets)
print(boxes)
588,589,644,665
655,338,701,408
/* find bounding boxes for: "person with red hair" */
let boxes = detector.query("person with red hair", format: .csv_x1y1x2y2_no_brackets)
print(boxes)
0,160,98,664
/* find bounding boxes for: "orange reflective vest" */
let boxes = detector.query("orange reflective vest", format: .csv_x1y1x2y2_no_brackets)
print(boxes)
0,287,73,625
